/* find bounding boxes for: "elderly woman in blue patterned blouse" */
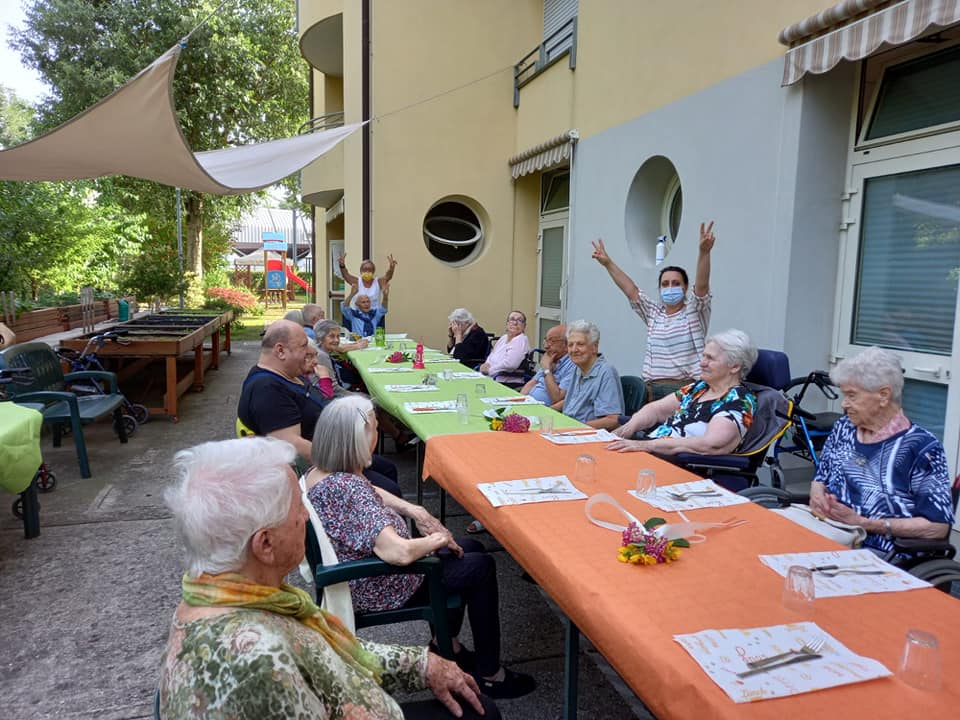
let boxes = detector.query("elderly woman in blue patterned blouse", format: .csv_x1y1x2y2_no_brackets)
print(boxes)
809,346,954,556
303,395,536,700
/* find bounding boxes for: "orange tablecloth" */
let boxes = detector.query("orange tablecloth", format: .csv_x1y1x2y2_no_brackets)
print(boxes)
423,432,960,719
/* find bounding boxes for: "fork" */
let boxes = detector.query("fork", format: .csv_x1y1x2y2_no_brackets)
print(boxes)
816,568,889,577
746,636,826,668
504,483,571,495
667,489,721,501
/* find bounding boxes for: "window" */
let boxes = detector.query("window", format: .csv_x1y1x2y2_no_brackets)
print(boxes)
422,199,484,265
861,43,960,144
662,175,682,243
851,164,960,355
541,171,569,213
624,155,683,265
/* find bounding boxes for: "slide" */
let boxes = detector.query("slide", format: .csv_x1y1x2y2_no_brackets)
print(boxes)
285,266,313,294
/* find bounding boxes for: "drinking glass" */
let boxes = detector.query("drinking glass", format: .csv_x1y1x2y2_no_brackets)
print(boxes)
636,469,657,497
474,382,486,397
526,415,541,430
456,393,469,425
540,415,554,434
898,630,941,690
574,454,596,486
782,565,815,614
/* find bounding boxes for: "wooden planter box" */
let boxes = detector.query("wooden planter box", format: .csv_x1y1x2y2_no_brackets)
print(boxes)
8,296,137,342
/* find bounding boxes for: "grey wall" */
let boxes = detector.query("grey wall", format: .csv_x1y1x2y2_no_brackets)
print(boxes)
567,58,854,381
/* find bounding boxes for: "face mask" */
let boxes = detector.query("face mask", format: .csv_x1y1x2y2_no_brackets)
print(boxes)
361,272,374,282
660,286,685,305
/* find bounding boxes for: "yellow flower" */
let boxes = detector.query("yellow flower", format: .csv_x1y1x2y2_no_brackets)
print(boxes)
490,418,504,431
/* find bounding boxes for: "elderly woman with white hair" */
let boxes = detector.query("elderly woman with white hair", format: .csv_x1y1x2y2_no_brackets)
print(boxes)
560,319,624,430
808,347,954,556
447,308,490,367
607,329,757,455
303,395,536,700
159,437,495,720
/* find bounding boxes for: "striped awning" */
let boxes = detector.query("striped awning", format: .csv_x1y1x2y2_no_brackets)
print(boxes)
778,0,960,86
509,130,579,179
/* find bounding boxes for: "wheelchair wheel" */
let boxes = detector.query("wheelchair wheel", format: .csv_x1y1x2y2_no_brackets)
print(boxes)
114,413,137,438
36,468,57,493
909,559,960,595
129,403,150,425
12,497,23,519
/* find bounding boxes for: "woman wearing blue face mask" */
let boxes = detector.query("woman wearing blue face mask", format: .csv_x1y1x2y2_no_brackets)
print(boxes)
591,221,715,403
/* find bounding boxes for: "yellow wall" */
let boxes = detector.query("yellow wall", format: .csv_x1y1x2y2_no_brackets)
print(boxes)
300,0,832,344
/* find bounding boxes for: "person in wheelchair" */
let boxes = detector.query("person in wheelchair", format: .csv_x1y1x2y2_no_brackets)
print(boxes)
808,347,954,556
606,329,757,456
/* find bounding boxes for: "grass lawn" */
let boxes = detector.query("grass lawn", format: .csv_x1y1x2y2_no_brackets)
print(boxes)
230,296,308,341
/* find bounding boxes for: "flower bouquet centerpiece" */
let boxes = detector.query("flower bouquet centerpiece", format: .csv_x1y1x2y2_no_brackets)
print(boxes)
385,350,412,364
617,519,689,565
487,408,530,433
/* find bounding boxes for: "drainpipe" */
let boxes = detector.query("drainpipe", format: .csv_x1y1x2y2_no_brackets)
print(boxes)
361,0,371,260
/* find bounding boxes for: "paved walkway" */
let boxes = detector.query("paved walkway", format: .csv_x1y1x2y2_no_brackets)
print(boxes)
0,340,646,720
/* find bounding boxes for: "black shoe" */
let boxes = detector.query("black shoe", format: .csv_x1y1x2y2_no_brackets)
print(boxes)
429,642,476,672
472,668,536,699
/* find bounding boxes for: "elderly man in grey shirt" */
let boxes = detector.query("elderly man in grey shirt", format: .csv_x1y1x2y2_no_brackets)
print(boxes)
561,320,624,430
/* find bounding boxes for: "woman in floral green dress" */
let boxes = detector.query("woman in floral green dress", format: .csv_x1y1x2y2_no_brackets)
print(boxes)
158,436,496,720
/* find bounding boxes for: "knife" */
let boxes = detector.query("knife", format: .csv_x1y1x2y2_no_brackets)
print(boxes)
736,653,823,678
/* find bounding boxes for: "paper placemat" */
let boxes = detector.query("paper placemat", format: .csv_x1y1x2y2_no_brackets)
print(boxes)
423,357,454,363
366,367,418,374
541,429,618,445
628,478,751,511
384,384,439,392
447,371,484,379
385,333,408,340
477,475,588,507
403,401,458,414
759,549,930,597
480,396,543,406
674,622,890,703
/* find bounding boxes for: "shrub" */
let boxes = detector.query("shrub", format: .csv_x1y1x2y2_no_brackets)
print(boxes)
204,286,262,318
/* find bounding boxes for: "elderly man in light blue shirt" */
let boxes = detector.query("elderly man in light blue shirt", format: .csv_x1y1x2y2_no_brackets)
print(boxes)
521,324,574,407
561,320,624,430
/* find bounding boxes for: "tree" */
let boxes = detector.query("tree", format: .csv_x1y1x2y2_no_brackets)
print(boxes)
12,0,309,279
0,85,33,149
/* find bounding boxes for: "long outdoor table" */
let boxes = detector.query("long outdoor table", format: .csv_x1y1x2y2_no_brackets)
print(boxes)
347,342,584,507
423,431,960,719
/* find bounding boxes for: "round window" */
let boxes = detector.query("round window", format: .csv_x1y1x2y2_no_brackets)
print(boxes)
624,156,683,266
422,199,485,265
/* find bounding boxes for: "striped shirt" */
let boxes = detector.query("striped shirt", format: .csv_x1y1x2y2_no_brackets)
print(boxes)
630,289,711,382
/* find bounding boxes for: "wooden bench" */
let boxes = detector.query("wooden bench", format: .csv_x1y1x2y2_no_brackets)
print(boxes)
0,342,129,478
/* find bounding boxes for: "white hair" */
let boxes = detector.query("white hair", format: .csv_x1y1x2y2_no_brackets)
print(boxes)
566,319,600,345
448,308,474,325
706,329,758,380
165,437,297,578
831,346,904,403
311,395,376,473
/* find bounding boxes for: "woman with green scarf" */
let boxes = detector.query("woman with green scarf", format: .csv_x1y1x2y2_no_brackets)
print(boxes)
158,436,495,720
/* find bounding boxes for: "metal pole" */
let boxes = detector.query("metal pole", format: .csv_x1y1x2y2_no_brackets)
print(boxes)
176,187,184,309
291,207,298,272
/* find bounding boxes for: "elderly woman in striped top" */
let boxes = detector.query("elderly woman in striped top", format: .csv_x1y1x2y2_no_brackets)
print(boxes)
591,221,716,403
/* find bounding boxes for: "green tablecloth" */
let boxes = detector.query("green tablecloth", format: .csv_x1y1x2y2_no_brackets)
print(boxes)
347,342,583,440
0,402,43,494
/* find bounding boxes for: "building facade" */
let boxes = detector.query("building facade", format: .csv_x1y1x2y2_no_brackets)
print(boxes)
298,0,960,474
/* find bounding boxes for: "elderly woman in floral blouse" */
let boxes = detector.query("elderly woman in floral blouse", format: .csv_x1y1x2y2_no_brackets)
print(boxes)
159,436,495,720
304,395,536,700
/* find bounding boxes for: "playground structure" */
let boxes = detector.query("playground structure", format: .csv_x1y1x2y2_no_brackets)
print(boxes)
231,246,314,310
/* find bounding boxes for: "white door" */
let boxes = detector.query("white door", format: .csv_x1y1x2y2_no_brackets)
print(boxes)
536,215,567,348
835,146,960,469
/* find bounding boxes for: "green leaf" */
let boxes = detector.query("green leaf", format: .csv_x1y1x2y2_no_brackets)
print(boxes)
672,538,691,548
643,517,666,530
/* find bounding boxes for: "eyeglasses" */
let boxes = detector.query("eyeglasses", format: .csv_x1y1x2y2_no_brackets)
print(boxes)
507,316,525,323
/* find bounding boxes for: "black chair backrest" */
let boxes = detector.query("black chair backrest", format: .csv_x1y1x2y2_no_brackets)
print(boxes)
746,349,791,391
737,383,791,456
621,375,646,416
0,342,66,394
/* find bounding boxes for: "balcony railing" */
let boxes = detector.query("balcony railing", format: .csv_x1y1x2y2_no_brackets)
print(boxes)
298,110,345,134
513,17,577,108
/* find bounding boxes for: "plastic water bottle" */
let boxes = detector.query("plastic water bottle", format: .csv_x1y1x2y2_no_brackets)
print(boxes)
655,235,667,266
413,339,425,369
374,327,386,348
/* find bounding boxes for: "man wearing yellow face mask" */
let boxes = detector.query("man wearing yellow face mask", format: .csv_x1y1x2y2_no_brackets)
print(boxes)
338,253,398,329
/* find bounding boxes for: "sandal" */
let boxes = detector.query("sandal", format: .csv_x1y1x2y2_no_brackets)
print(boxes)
465,520,487,535
472,668,536,699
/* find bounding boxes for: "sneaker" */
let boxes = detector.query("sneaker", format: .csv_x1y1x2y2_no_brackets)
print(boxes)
472,668,536,699
429,642,476,672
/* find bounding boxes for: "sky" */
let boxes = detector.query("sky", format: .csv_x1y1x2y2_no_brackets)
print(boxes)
0,2,49,103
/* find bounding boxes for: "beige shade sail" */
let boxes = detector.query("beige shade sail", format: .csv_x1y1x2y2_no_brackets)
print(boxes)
778,0,960,86
0,45,360,195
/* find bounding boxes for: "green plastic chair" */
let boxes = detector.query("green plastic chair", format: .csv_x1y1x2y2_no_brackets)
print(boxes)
620,375,647,416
